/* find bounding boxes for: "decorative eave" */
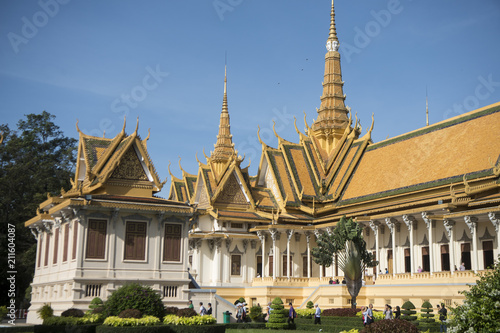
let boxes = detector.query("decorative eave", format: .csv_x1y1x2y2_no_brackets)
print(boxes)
209,162,256,210
89,117,127,177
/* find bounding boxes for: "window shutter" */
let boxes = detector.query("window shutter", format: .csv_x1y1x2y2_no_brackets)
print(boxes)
63,224,69,262
163,224,181,261
37,234,43,268
44,233,50,266
72,221,78,260
124,221,147,260
86,219,107,259
53,228,59,264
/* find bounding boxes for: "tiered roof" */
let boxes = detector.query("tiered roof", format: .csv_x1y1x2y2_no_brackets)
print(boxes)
168,1,500,228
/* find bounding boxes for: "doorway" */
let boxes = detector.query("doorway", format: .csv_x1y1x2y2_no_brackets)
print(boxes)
256,255,262,277
461,243,471,270
404,248,411,273
387,250,393,274
422,246,430,272
441,245,450,271
483,241,494,269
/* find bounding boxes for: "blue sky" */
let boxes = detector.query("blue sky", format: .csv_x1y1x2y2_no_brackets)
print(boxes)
1,0,499,198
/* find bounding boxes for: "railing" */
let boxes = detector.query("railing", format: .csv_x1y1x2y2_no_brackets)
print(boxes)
251,270,486,287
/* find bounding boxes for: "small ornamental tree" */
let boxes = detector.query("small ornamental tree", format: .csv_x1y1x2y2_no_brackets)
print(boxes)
448,255,500,333
89,297,103,310
419,301,437,331
265,297,288,330
401,301,417,322
249,304,264,322
306,301,314,309
103,283,165,319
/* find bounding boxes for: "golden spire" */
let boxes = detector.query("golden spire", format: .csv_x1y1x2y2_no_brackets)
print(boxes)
328,0,339,46
311,0,350,154
211,65,234,163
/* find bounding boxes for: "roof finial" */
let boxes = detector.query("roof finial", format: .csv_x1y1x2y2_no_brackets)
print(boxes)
326,0,339,51
426,86,429,126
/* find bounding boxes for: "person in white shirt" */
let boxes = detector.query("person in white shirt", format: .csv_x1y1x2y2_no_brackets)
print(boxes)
314,303,321,325
199,302,206,316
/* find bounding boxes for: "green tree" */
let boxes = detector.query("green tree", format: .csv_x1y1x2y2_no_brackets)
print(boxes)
448,255,500,333
312,216,377,308
0,111,76,307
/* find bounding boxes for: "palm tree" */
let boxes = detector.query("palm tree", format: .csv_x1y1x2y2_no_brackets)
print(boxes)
337,240,364,308
312,216,377,309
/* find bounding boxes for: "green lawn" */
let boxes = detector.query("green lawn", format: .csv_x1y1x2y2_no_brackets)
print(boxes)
226,329,311,333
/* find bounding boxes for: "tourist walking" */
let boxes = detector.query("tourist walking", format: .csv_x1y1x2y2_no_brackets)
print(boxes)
394,305,401,319
287,302,296,324
383,304,393,319
361,306,367,326
366,304,374,325
199,302,206,316
438,303,447,332
206,303,212,315
314,303,321,325
188,300,193,309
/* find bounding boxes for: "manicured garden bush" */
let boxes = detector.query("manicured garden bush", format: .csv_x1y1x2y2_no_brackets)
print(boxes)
163,315,216,325
176,308,197,318
323,308,360,317
119,309,143,319
103,315,161,327
34,324,99,333
296,308,315,319
103,283,165,319
61,308,85,317
43,313,104,325
249,304,264,322
89,297,104,310
265,297,288,330
359,318,419,332
36,303,53,320
165,307,179,315
401,301,417,322
306,301,314,309
96,324,226,333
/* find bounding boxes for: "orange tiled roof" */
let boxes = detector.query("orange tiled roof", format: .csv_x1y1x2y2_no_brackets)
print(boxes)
340,104,500,203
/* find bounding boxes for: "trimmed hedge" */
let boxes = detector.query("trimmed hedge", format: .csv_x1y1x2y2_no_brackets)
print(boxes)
360,318,419,333
322,308,361,317
0,327,35,333
34,324,99,333
295,324,364,332
224,322,266,329
96,324,226,333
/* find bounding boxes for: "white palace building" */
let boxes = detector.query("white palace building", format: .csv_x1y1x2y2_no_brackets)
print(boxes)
25,0,500,324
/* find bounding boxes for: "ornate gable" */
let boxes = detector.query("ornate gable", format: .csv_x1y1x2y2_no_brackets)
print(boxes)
110,146,148,181
213,171,250,208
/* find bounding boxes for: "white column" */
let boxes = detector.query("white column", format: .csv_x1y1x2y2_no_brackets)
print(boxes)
403,215,415,275
242,239,248,283
257,231,266,278
314,230,323,278
213,239,222,284
422,213,434,275
369,221,379,276
224,239,232,283
488,212,500,257
286,230,293,279
465,216,478,272
195,240,202,284
444,219,455,275
306,232,311,278
270,229,278,280
386,218,397,276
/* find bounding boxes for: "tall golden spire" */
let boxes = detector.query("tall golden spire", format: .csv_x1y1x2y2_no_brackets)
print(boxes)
211,65,235,167
311,0,350,153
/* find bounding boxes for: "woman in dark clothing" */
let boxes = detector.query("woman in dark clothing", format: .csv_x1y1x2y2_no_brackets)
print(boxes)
394,306,401,319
